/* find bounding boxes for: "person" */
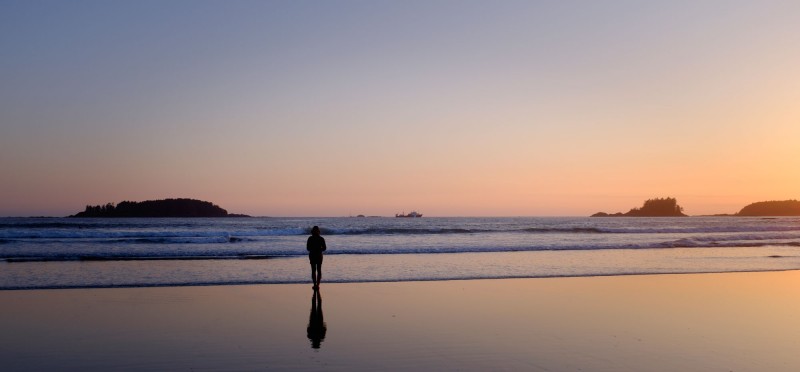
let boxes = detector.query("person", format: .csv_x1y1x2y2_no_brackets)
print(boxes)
307,226,326,288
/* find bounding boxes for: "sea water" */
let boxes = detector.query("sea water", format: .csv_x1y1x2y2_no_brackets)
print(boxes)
1,216,800,289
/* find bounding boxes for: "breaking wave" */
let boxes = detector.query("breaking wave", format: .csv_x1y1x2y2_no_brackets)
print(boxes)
5,224,800,241
3,216,800,263
4,238,800,263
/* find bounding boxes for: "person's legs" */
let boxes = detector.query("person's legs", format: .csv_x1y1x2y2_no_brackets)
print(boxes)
310,264,318,287
315,263,322,286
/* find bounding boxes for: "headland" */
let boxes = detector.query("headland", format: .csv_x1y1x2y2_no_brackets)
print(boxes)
69,198,250,218
591,197,687,217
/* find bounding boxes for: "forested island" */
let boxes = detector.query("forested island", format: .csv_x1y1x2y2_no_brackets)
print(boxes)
591,197,687,217
735,200,800,216
70,198,250,218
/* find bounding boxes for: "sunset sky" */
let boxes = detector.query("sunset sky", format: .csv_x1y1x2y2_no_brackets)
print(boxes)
1,1,798,217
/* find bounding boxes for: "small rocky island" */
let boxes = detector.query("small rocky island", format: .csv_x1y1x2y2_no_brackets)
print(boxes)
70,198,250,218
736,200,800,216
592,197,687,217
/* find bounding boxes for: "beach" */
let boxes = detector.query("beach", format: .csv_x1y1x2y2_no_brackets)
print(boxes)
3,271,800,371
4,1,799,370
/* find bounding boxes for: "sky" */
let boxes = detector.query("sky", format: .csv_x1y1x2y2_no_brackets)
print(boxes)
1,0,799,217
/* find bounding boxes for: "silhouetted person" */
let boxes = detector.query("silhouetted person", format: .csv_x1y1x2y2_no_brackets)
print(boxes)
307,289,327,349
307,226,326,288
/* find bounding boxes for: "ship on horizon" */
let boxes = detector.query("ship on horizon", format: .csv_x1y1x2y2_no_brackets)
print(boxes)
395,211,423,218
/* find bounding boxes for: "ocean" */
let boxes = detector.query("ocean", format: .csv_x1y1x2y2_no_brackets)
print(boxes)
2,216,800,290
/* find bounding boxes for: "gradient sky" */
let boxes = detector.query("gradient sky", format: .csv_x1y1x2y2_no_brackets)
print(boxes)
1,0,798,216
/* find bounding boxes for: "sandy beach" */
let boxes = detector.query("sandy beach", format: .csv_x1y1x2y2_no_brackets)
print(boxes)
4,1,799,370
2,271,800,371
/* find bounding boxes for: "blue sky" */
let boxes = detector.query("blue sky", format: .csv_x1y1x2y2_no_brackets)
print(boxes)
2,1,799,216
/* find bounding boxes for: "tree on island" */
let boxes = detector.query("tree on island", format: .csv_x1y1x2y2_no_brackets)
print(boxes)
70,198,248,217
736,200,800,216
592,197,687,217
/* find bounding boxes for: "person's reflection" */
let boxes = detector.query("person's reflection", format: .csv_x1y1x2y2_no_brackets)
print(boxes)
307,289,327,349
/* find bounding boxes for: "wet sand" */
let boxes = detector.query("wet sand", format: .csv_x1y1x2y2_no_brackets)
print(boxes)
2,271,800,371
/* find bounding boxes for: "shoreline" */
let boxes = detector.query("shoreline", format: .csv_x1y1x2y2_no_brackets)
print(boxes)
3,271,800,370
6,245,800,290
1,267,800,291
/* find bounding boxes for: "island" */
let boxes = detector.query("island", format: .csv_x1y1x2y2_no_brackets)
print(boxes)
591,197,687,217
69,198,250,218
736,200,800,216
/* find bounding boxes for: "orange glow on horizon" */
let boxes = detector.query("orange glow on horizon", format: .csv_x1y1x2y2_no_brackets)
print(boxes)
1,2,798,216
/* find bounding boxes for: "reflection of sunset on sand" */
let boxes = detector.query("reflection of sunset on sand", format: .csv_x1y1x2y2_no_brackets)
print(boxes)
3,271,800,370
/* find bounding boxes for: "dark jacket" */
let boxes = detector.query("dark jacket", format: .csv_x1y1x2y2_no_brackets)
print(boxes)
307,235,327,258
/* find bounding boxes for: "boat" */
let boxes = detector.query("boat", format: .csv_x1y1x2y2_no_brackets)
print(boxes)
395,211,423,218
